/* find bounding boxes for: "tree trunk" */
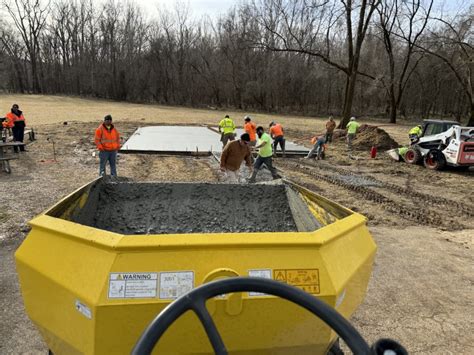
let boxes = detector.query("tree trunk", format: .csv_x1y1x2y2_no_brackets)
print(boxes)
388,54,397,123
388,61,397,123
13,61,25,93
468,102,474,126
389,97,397,123
340,72,357,128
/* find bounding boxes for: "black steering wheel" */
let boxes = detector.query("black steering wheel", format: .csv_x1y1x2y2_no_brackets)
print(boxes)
132,277,406,355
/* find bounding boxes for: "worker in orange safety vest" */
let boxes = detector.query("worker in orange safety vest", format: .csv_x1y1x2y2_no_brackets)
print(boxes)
1,110,14,142
244,116,257,147
95,115,121,177
5,104,26,152
269,121,285,157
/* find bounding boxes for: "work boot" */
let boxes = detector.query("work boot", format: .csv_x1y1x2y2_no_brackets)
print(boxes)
247,170,258,183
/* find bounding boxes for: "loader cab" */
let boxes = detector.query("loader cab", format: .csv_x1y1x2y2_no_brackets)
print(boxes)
422,120,459,137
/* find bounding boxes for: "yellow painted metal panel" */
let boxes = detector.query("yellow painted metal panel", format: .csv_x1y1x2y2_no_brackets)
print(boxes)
16,227,117,354
15,180,376,354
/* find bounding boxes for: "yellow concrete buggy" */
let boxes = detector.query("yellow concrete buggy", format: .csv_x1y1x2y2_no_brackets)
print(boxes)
15,179,398,354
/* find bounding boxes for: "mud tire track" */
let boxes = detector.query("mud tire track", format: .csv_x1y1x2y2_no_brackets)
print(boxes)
280,161,463,229
297,159,473,218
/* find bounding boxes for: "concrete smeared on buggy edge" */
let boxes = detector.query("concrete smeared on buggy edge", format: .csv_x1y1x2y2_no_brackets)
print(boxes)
68,181,320,234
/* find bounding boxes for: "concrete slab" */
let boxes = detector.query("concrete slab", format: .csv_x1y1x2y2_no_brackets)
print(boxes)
121,126,220,154
121,125,309,155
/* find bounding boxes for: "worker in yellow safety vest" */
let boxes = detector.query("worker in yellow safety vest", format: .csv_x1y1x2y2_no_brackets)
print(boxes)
345,117,360,152
219,115,236,147
408,125,423,144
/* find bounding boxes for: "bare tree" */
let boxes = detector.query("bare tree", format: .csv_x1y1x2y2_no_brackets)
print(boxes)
377,0,433,123
0,0,471,123
3,0,49,93
0,22,27,92
251,0,381,126
407,8,473,125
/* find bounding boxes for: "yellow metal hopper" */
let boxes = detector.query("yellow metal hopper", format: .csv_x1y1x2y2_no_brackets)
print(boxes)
15,179,376,354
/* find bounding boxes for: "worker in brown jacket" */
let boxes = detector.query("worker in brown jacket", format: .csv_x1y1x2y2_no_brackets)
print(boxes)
220,133,253,183
325,116,336,143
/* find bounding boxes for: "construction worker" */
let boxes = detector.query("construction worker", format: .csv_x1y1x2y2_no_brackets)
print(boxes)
248,126,280,183
244,116,257,147
1,115,13,143
95,115,121,177
408,125,423,144
218,115,236,147
269,121,285,157
346,116,360,151
5,104,26,152
325,116,336,143
220,133,253,183
305,135,326,160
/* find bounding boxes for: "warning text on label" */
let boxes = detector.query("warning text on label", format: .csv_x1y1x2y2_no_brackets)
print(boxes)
108,273,158,299
273,269,320,294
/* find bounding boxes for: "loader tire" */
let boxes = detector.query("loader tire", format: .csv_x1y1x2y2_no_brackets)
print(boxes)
424,149,446,170
404,147,421,164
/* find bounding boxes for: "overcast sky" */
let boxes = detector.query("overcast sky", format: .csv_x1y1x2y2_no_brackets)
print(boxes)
138,0,238,18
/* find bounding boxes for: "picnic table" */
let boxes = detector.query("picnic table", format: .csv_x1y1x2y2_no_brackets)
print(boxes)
0,142,25,174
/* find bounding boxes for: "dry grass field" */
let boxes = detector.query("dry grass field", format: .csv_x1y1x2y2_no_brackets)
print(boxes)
0,93,321,126
0,93,415,141
1,94,472,354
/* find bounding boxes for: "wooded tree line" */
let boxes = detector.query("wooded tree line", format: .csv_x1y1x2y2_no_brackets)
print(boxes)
0,0,472,126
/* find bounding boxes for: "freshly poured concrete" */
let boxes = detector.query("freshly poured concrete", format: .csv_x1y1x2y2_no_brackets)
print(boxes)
121,126,221,153
121,126,309,154
69,181,319,234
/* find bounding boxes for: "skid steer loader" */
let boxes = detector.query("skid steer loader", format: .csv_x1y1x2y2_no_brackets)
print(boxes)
388,121,474,170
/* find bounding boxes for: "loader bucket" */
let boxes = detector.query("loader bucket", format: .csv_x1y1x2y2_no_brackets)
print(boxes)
15,179,376,354
387,148,401,161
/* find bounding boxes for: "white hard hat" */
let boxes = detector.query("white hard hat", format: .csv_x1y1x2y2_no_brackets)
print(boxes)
350,116,356,121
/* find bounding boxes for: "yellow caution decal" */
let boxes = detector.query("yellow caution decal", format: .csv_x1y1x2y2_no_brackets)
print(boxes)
273,269,320,294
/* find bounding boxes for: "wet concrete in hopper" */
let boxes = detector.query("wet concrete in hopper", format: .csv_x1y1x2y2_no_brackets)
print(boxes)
71,182,302,234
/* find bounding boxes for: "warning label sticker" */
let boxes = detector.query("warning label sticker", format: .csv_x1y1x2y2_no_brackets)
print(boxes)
108,272,158,299
248,269,272,296
273,269,320,294
159,271,194,300
75,299,92,319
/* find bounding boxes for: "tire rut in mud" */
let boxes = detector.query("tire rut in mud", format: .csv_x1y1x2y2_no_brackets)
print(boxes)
279,160,465,230
296,159,473,219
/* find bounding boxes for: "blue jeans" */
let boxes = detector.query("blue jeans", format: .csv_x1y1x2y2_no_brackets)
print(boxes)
248,156,279,182
306,142,324,159
99,150,117,176
272,135,285,155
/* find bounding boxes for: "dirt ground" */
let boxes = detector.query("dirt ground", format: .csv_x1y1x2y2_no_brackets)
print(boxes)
1,94,473,354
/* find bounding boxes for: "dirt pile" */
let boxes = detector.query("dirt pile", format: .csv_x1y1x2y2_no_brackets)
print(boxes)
335,125,399,150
